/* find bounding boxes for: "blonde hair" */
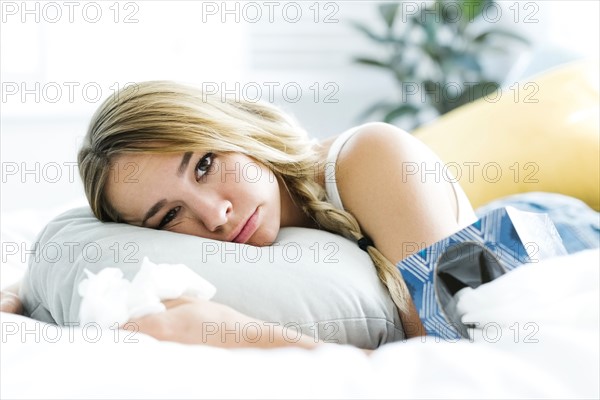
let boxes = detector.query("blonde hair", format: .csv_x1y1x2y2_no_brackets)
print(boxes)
78,81,411,314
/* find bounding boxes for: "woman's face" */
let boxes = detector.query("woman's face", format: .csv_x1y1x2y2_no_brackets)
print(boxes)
105,151,291,246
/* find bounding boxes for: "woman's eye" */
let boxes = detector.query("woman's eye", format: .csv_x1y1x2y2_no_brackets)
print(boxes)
158,206,180,229
195,153,215,181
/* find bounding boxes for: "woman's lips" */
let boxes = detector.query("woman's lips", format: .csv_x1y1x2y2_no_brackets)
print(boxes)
232,208,259,244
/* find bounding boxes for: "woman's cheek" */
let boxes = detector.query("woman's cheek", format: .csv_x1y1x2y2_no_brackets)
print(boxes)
254,224,279,247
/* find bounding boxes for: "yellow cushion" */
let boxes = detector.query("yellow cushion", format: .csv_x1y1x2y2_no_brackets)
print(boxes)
414,59,600,211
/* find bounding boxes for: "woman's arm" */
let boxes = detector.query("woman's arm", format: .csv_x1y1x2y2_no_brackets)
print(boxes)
0,281,23,314
333,122,465,262
126,297,322,350
331,122,474,337
0,283,326,350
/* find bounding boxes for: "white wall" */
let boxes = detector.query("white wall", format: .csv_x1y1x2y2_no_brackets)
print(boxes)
1,1,599,214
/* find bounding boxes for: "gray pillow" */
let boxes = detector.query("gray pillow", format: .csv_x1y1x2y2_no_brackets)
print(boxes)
20,207,404,349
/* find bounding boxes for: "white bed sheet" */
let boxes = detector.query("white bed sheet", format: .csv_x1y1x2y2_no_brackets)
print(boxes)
1,249,598,399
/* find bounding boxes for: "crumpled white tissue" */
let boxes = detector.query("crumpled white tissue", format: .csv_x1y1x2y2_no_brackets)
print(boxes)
78,256,217,328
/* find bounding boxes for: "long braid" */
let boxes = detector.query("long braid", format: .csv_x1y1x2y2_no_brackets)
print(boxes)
285,175,412,315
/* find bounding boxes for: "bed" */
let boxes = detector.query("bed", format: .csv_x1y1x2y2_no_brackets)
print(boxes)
2,251,598,399
1,192,599,399
2,60,599,399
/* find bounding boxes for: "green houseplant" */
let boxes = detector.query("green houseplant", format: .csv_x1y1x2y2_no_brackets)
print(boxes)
352,0,530,129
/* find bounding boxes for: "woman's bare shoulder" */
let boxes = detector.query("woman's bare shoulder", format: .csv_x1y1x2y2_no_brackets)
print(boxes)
312,123,407,187
332,122,462,261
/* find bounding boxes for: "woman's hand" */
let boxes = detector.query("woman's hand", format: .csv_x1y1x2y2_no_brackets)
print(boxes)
126,297,322,350
1,290,23,315
1,281,23,315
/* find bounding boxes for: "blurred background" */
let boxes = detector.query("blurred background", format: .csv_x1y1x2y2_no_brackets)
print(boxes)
1,0,599,214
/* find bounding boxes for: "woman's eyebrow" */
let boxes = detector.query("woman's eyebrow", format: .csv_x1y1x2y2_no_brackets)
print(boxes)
142,199,167,227
177,152,193,177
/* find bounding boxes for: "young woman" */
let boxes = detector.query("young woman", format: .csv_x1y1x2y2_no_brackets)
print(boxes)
1,81,477,348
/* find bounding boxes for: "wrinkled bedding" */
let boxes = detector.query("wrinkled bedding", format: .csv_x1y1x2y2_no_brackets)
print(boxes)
2,249,598,399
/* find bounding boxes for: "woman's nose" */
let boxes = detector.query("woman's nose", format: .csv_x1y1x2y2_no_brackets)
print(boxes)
188,192,232,232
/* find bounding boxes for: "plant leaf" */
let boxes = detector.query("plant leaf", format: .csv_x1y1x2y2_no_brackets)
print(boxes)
357,100,397,120
473,29,531,46
384,104,420,123
353,57,392,69
464,0,493,22
448,53,482,73
389,54,416,81
441,0,464,24
415,11,439,48
378,3,400,28
350,21,396,43
349,0,528,130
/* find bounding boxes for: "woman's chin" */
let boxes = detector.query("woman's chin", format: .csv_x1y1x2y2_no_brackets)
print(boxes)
246,230,279,247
